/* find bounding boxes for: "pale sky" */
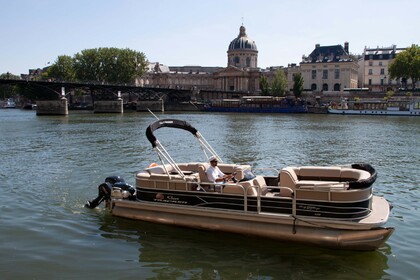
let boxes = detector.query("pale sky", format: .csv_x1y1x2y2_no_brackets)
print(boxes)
1,0,418,75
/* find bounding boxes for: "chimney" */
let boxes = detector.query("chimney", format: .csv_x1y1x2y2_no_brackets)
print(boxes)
344,42,349,53
315,43,320,49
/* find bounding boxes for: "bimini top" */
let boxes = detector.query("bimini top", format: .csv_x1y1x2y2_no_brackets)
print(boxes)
228,25,257,51
146,119,199,148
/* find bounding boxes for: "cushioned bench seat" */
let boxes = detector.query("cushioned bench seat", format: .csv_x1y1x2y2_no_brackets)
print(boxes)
278,166,372,197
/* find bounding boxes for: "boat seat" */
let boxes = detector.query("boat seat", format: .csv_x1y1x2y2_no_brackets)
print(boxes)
144,164,174,174
253,175,267,188
340,168,371,181
198,163,211,182
278,166,374,195
223,181,257,196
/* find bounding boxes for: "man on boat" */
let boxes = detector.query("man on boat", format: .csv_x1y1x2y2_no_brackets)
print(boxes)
206,156,234,183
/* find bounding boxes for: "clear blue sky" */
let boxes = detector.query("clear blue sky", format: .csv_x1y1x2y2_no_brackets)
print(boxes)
1,0,418,75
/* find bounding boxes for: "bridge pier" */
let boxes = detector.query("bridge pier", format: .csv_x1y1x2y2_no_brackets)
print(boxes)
93,99,123,113
136,99,164,112
36,98,69,115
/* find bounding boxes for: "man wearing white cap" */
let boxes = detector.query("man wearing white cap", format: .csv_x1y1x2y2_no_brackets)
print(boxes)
206,156,234,183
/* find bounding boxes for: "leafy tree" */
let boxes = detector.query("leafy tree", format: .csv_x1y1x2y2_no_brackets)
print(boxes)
0,72,20,79
271,68,288,96
45,55,75,81
388,44,420,90
292,72,304,98
73,47,147,84
0,72,21,98
73,48,102,82
259,75,270,95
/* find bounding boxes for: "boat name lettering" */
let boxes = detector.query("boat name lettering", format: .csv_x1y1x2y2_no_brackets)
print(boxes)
153,198,188,204
159,120,174,125
298,205,321,211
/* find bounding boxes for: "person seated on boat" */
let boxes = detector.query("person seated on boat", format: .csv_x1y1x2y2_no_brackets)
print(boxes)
206,156,234,184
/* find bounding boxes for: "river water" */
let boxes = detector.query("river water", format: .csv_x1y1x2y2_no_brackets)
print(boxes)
0,109,419,279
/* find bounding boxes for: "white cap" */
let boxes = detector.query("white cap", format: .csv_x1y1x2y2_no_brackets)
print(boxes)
209,155,218,162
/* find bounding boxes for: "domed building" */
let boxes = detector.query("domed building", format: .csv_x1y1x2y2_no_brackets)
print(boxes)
137,25,262,93
213,25,261,92
227,25,258,68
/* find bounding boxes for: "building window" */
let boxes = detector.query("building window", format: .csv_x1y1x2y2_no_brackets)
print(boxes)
322,83,328,91
334,83,340,91
368,69,373,75
369,61,373,66
234,56,240,66
381,79,384,85
379,62,383,66
312,70,316,79
311,83,317,91
246,57,251,67
380,68,385,75
334,69,340,79
368,79,372,85
323,70,328,79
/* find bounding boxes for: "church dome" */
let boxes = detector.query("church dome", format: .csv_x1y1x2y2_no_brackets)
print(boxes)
228,26,257,51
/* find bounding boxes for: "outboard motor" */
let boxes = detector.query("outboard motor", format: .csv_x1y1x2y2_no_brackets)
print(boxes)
85,176,136,209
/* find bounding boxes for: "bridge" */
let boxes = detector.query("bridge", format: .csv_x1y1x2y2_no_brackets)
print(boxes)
0,78,196,101
0,79,201,114
0,78,251,114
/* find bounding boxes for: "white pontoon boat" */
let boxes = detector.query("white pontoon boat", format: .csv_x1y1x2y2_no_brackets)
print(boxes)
86,118,394,250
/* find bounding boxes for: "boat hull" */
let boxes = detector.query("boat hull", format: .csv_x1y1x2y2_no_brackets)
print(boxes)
110,196,393,251
136,188,372,219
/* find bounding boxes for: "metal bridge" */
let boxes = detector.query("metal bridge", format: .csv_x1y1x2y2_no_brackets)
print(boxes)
0,79,195,103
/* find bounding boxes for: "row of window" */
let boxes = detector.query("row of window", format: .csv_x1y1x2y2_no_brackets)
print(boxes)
367,68,385,75
312,69,340,79
310,83,341,91
368,61,384,66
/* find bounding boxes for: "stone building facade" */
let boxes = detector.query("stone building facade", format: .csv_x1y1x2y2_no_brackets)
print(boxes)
358,45,407,92
299,43,359,93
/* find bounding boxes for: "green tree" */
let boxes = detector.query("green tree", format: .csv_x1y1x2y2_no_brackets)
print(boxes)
271,68,288,96
292,72,304,98
45,55,75,81
259,75,270,95
73,48,102,82
0,72,21,98
388,44,420,90
73,47,147,84
0,72,20,79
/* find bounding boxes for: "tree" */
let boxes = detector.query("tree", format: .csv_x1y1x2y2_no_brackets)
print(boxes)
292,72,304,98
388,44,420,90
45,55,75,81
259,75,270,95
73,47,148,84
271,68,288,96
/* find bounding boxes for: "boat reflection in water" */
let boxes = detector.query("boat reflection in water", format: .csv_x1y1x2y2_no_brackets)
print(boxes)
96,212,391,279
87,118,394,251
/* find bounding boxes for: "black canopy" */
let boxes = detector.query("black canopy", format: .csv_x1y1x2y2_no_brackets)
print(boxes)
146,119,199,148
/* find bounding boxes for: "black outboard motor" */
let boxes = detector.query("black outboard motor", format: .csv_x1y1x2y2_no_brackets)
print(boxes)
85,176,136,209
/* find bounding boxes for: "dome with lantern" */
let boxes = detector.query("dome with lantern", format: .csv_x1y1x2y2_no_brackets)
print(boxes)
228,25,257,51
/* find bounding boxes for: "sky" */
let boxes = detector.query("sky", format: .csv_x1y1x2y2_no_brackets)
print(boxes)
1,0,419,75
